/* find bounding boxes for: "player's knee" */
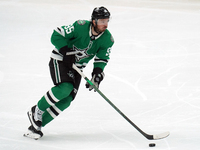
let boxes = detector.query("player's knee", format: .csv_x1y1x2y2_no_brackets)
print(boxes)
58,82,74,96
57,95,73,111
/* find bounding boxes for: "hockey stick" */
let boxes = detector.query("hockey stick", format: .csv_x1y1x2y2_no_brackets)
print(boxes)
72,64,170,140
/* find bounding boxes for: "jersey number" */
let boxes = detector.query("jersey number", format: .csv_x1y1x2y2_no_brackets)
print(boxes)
106,47,111,56
64,25,74,34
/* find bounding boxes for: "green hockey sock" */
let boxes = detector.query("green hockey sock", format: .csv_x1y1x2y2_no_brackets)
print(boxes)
42,95,73,127
37,82,73,111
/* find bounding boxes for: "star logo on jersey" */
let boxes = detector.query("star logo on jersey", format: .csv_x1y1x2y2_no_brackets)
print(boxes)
73,41,93,61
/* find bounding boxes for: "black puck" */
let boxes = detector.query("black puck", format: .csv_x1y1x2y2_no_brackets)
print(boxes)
149,143,156,147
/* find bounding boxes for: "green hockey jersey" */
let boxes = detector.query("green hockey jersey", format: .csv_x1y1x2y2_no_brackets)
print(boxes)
50,20,114,71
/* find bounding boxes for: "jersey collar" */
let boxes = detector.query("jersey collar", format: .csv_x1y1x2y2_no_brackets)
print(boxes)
89,25,104,41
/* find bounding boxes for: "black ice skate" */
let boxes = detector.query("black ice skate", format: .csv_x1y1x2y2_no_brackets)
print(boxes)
24,125,43,140
24,105,43,139
27,105,42,131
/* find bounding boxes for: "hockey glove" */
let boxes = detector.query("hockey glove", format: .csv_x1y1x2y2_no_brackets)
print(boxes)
59,45,75,68
86,67,105,91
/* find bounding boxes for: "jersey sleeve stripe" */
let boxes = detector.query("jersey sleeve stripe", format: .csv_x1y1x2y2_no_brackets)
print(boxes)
94,56,109,63
55,27,65,37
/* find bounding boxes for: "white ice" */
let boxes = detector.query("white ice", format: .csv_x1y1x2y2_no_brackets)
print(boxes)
0,0,200,149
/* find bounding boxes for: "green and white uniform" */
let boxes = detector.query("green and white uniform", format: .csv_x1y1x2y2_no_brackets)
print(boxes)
37,20,114,127
51,20,114,70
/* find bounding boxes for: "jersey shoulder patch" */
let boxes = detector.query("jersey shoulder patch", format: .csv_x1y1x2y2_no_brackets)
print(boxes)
77,20,86,25
104,29,114,43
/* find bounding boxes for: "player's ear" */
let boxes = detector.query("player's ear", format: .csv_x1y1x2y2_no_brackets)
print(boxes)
92,20,96,26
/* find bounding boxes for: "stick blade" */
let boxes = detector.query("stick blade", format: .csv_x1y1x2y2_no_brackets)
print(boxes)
153,131,170,140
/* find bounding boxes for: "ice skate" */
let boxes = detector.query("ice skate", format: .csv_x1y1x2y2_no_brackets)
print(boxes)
24,105,44,139
23,125,43,140
27,105,43,130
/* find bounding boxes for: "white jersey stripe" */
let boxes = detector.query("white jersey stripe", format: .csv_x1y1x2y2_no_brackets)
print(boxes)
55,27,65,37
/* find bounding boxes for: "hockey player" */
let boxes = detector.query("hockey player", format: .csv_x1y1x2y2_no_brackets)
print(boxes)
24,6,114,139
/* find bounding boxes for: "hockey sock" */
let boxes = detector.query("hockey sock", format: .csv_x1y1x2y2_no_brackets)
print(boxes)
42,95,73,127
37,82,74,111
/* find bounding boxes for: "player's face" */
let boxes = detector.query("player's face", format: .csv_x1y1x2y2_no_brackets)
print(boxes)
95,18,109,33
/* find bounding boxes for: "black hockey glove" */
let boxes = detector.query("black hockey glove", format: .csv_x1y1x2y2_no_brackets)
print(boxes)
86,67,104,91
59,45,75,68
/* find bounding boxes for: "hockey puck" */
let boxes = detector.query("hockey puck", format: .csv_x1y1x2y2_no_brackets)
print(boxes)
149,143,156,147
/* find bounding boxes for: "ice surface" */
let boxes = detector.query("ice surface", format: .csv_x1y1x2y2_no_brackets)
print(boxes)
0,0,200,149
